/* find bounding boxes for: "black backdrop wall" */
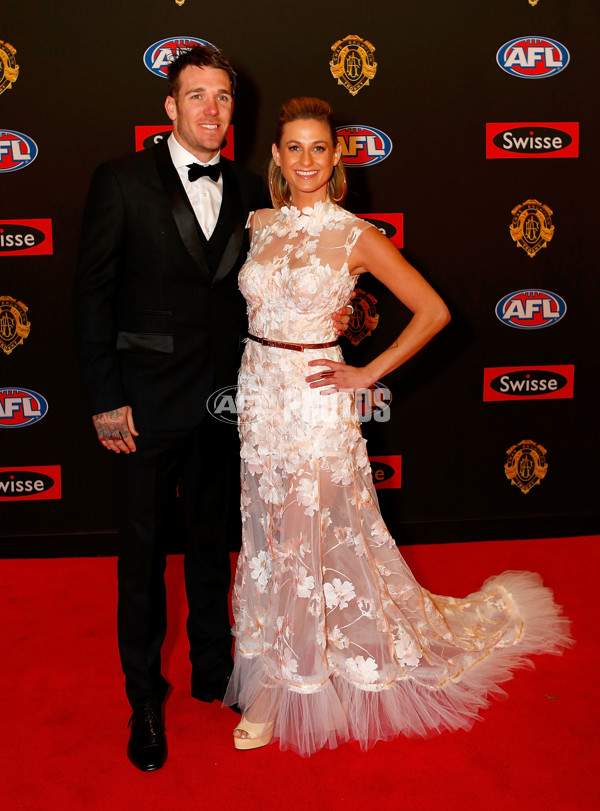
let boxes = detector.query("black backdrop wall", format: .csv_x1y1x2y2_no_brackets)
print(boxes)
1,0,598,556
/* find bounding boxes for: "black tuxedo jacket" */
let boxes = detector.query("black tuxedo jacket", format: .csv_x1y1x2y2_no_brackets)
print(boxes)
74,139,266,431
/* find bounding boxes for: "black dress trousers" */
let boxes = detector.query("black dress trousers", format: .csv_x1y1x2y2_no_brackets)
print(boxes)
113,413,239,708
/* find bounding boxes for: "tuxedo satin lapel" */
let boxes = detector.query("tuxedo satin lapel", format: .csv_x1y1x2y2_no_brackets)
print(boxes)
212,160,245,285
153,140,210,278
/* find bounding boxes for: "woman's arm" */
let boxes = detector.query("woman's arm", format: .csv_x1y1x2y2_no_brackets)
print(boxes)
307,226,450,392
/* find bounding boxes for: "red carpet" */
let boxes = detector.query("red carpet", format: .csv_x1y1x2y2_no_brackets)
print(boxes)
2,536,598,810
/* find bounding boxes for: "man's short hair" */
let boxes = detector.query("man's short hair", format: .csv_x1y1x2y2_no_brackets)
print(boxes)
167,45,237,98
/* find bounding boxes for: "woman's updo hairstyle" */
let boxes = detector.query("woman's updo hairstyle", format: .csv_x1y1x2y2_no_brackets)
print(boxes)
268,97,347,209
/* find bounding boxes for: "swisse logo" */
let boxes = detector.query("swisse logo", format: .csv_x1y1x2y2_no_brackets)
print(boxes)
0,388,48,428
0,219,53,256
357,214,403,248
497,36,569,78
496,289,566,329
135,126,173,151
134,125,235,160
369,455,402,489
0,130,38,172
337,125,392,167
483,365,574,402
143,37,214,78
486,123,579,159
0,466,62,501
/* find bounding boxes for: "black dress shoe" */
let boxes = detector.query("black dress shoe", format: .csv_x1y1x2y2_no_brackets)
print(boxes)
127,703,167,772
191,674,241,713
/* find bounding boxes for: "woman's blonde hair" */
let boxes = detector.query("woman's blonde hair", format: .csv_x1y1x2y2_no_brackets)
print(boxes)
268,97,347,208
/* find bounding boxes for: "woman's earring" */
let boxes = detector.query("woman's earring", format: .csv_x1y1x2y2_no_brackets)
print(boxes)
331,174,347,203
269,165,286,204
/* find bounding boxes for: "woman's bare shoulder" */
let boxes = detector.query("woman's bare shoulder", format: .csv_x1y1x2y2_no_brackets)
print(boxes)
249,208,278,233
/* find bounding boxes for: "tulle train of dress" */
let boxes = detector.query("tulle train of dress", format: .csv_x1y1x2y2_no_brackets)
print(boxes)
224,202,573,756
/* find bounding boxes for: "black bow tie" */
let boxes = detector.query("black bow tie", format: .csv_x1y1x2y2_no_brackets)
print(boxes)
187,162,221,182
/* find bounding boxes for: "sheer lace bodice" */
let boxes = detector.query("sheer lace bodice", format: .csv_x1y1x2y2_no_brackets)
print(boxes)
240,202,369,343
225,202,572,757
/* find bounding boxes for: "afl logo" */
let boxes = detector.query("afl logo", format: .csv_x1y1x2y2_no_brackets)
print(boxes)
143,37,215,78
495,289,566,329
497,36,569,78
336,125,392,167
0,388,48,428
0,130,38,173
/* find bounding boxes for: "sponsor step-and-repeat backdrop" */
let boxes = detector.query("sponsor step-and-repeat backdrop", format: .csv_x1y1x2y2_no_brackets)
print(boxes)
1,1,598,554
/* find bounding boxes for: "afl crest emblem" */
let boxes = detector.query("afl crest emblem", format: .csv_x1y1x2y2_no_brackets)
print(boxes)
330,35,377,96
346,288,379,346
505,439,548,494
0,41,19,96
0,296,30,355
510,199,554,258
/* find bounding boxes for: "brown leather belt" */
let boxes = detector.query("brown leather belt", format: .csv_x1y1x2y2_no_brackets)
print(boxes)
247,334,339,352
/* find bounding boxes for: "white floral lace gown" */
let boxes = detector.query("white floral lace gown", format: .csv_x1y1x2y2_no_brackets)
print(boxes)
226,201,571,756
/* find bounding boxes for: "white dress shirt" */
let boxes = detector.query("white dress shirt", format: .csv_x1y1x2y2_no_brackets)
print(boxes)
168,133,223,239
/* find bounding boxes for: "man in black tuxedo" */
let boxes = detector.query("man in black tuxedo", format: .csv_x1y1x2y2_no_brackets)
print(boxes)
74,46,267,772
76,45,349,772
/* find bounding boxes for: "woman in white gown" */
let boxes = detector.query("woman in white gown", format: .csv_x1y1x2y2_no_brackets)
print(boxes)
225,98,572,756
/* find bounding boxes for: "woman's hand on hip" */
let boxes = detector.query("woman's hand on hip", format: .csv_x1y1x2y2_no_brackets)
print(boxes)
305,359,375,394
